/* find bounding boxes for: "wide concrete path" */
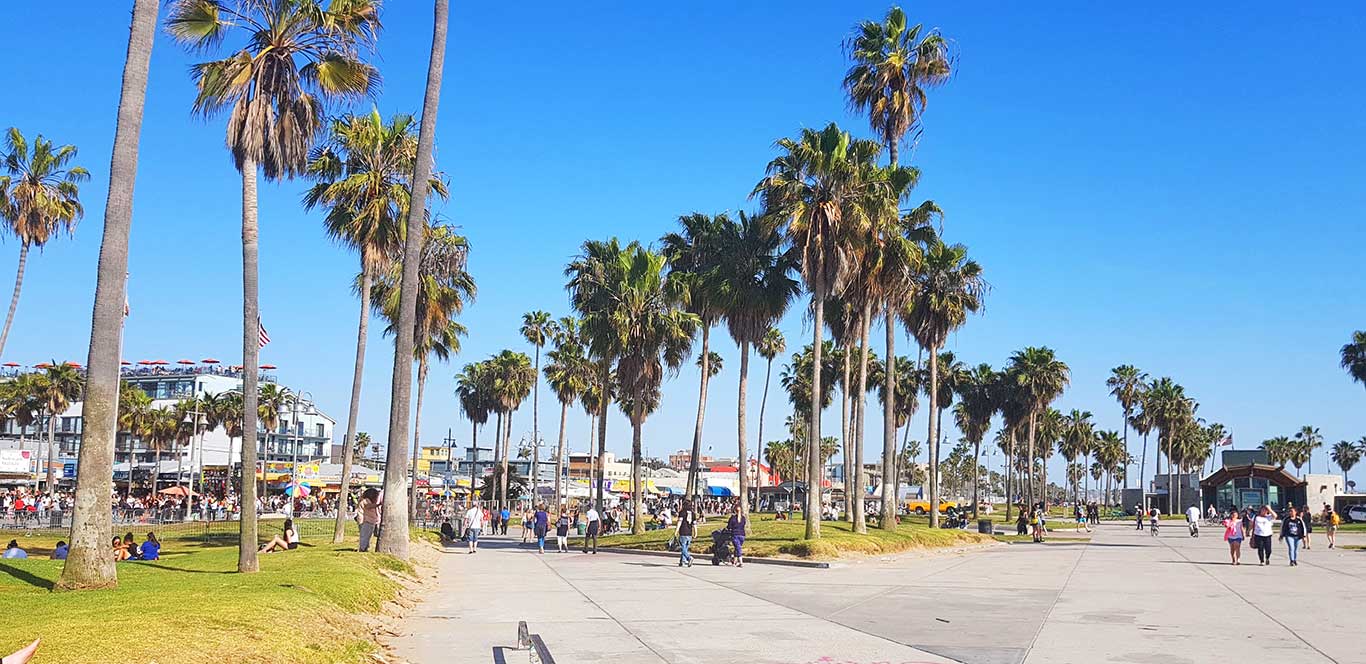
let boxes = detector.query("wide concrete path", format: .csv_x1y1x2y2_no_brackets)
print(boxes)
388,522,1366,664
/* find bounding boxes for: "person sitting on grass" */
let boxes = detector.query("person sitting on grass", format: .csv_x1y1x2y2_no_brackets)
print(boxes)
260,518,299,553
2,540,26,559
112,536,129,561
440,518,458,544
51,540,69,560
139,532,161,561
123,533,141,561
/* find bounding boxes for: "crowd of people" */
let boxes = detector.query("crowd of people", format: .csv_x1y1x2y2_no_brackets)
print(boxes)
1201,503,1340,567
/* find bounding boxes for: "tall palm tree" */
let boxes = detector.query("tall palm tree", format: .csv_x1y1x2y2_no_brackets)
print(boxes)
1204,422,1228,476
489,350,534,509
303,109,442,543
1130,392,1155,499
256,383,293,497
780,344,839,511
1005,347,1070,508
544,318,587,508
142,406,179,497
1342,331,1366,391
166,0,382,571
923,349,966,506
59,0,159,591
1295,425,1323,475
115,383,153,488
35,363,83,497
1144,377,1193,512
1261,436,1293,468
455,361,494,502
214,390,244,490
1106,365,1147,491
1059,409,1094,504
756,327,786,495
661,212,727,499
715,213,799,521
754,123,891,539
0,130,88,357
953,363,996,518
903,240,986,525
520,310,556,503
1332,441,1361,489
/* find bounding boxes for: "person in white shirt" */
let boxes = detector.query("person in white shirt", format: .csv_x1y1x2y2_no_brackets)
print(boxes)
463,503,484,554
1186,504,1201,537
583,505,601,554
1252,505,1277,565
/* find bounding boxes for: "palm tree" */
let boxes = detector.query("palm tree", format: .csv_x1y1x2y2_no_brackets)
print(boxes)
1106,365,1147,491
1294,425,1323,475
755,327,786,497
374,0,449,560
521,310,555,503
923,349,966,508
59,0,159,592
953,363,996,518
35,363,83,497
213,390,244,490
1093,430,1124,505
661,212,727,499
115,383,153,492
1332,441,1361,489
1130,392,1155,499
353,431,371,464
843,5,954,167
754,123,894,539
544,319,588,508
256,383,293,497
1059,409,1094,503
1261,436,1293,468
1005,347,1070,508
903,240,986,525
489,350,534,509
1144,377,1193,512
0,130,88,357
166,0,381,571
303,109,442,543
1342,331,1366,391
455,361,494,501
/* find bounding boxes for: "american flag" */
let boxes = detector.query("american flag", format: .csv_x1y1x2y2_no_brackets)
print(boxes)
258,317,271,349
1218,434,1234,447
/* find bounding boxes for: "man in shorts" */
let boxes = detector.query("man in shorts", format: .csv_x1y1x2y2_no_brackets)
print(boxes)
1324,505,1339,549
583,504,601,554
463,503,484,554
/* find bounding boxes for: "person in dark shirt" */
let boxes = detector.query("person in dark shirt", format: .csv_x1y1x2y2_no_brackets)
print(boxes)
51,541,68,560
533,504,550,554
1280,507,1307,567
676,500,696,567
727,503,748,568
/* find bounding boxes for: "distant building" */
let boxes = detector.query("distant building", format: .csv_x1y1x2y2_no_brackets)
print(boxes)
668,450,714,471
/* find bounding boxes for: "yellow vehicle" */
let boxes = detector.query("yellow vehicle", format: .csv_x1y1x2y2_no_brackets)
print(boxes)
905,499,959,515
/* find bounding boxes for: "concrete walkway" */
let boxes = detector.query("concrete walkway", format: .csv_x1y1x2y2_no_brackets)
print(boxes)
388,523,1366,664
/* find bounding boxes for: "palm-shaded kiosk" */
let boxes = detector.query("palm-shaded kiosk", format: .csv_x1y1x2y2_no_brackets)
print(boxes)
1200,464,1307,514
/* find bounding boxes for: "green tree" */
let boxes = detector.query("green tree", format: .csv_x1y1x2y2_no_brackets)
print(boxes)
489,350,534,510
544,318,588,508
1143,377,1193,511
1058,409,1094,503
166,0,382,571
455,361,495,499
34,363,84,497
1332,440,1361,489
755,328,786,495
0,130,88,356
1341,331,1366,390
754,123,895,539
1294,425,1323,475
520,310,555,503
953,363,997,517
1006,347,1070,507
903,241,985,525
1261,436,1293,468
1106,365,1147,491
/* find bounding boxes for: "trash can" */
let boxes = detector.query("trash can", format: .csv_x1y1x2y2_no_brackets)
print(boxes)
577,523,586,536
977,519,994,535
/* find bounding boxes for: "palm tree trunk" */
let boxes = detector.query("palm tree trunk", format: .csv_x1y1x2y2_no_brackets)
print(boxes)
758,356,773,474
972,439,981,520
237,162,261,573
152,443,161,497
806,272,825,540
491,411,502,503
45,414,57,498
334,266,371,543
554,400,567,510
631,404,644,535
1005,431,1015,524
852,308,871,534
0,242,30,358
840,347,851,522
175,442,185,519
1139,431,1148,509
1166,434,1173,514
500,411,513,512
408,356,428,522
880,306,897,529
377,0,447,561
686,325,712,499
531,344,541,505
595,362,609,512
467,420,478,506
737,340,751,528
926,343,941,528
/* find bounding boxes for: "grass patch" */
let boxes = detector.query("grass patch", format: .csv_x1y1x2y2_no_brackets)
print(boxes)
598,513,987,559
0,519,413,663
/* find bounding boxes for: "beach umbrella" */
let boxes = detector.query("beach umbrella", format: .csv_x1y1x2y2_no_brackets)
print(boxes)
2,362,18,367
64,362,81,367
177,359,195,365
120,361,131,366
201,358,219,364
151,359,168,365
284,483,311,497
34,363,52,369
259,364,277,370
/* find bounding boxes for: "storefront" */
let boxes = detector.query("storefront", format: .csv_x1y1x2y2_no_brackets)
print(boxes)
1200,463,1306,514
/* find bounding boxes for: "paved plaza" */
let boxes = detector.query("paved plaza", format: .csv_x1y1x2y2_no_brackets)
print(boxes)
389,522,1366,664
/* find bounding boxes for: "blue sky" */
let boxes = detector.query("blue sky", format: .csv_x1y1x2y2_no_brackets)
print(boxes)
3,2,1364,486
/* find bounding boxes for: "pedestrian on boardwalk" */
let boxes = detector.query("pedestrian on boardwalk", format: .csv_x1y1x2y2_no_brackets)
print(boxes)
555,511,570,552
676,499,696,567
1280,506,1306,567
463,502,484,554
727,503,747,567
500,506,511,535
1134,505,1144,530
1324,506,1339,549
533,504,549,554
1222,509,1245,565
1252,505,1277,565
358,488,382,552
1301,504,1313,550
582,503,600,554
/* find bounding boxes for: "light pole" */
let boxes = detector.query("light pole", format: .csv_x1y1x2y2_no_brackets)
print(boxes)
289,389,315,490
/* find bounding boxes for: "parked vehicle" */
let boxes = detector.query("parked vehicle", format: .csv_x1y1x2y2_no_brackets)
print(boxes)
905,499,959,515
1345,505,1366,523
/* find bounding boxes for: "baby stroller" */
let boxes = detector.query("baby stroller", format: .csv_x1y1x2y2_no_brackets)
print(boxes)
710,528,734,566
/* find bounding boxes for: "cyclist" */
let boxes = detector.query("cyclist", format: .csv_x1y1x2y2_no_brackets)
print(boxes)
1149,508,1160,536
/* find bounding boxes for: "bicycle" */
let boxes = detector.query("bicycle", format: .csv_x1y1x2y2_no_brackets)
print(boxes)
1150,519,1159,537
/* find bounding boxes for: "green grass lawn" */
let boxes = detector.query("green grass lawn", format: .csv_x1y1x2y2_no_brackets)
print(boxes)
0,519,414,663
598,513,988,559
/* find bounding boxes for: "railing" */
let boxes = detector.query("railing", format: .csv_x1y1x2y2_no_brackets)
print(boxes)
515,621,556,664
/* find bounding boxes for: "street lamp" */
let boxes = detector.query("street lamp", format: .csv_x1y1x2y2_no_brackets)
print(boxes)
289,389,315,487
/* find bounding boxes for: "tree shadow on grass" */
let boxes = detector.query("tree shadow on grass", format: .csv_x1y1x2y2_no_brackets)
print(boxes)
0,562,55,590
137,562,234,575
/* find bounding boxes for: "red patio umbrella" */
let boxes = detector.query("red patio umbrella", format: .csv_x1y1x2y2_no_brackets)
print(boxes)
34,363,52,369
259,364,277,370
151,360,169,365
137,360,152,365
176,359,195,365
2,362,18,367
120,361,132,366
201,358,219,364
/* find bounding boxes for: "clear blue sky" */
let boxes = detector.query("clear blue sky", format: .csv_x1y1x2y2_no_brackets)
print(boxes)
3,3,1364,486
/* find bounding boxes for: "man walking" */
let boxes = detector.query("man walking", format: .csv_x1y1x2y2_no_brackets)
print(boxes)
463,502,484,554
583,503,601,554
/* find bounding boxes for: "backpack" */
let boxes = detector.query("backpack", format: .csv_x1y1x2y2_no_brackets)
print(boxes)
1331,513,1341,526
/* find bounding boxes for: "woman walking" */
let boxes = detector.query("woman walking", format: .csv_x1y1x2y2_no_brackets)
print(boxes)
555,511,570,552
1222,509,1245,565
533,504,549,554
1301,504,1313,550
1280,506,1307,567
1324,506,1339,549
1252,505,1277,566
676,499,696,568
727,503,748,567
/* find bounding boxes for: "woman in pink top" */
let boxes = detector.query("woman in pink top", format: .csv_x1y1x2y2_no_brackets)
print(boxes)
1222,509,1245,565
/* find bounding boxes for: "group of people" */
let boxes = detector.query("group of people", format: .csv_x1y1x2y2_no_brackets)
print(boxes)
111,531,160,561
1212,503,1340,566
674,500,748,568
0,488,70,524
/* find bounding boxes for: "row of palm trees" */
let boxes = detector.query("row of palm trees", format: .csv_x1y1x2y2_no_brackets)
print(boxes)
56,0,452,589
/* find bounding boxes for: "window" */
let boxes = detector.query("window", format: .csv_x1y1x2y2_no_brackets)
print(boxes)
316,424,325,438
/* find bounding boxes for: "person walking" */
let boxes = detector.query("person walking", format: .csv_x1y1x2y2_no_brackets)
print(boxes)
1280,506,1306,567
727,503,748,567
533,504,549,554
1324,506,1339,549
463,501,484,554
499,506,511,535
1301,504,1313,550
1252,505,1277,565
676,499,696,568
357,488,382,553
555,511,570,552
1222,509,1245,565
1134,505,1144,531
582,504,600,554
